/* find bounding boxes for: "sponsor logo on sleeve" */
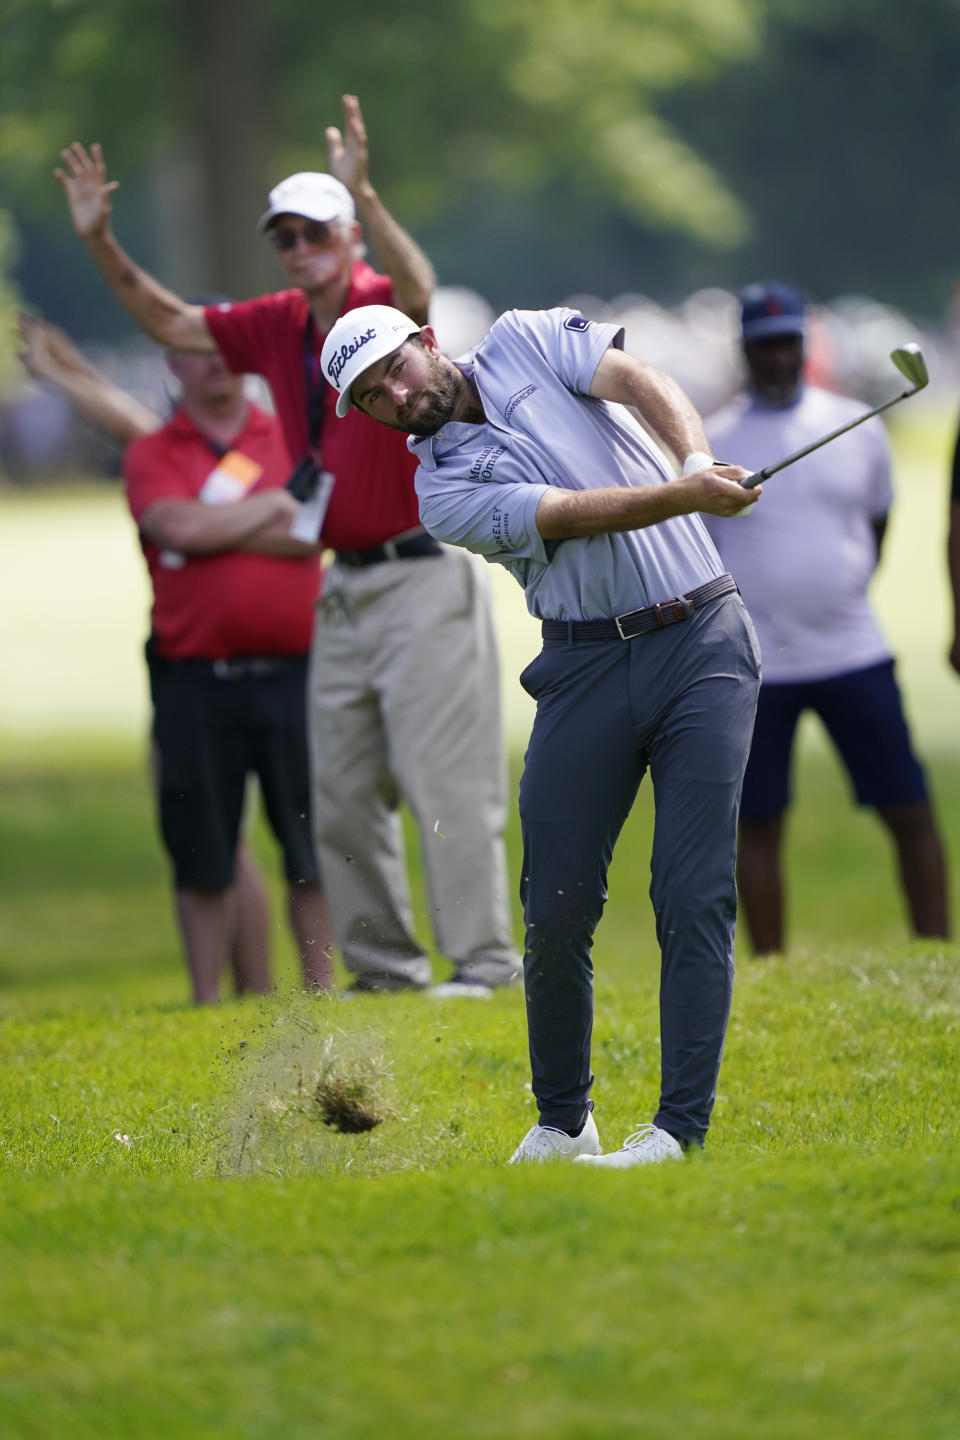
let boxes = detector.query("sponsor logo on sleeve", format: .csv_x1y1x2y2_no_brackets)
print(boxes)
504,384,538,421
491,506,514,551
564,314,590,332
469,444,507,482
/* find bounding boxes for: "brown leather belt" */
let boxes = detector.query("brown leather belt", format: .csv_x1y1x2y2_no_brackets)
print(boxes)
541,574,738,643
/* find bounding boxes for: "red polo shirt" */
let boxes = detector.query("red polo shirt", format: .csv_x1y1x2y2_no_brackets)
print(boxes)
124,404,320,660
204,263,421,551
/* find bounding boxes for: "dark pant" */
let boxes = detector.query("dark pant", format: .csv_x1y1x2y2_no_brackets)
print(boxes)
740,658,928,819
151,655,319,890
518,594,760,1146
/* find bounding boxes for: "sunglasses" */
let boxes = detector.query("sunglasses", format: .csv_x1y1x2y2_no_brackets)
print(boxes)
269,220,336,252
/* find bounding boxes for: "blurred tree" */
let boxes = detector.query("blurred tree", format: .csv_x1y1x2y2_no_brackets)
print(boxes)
0,210,22,394
660,0,960,317
0,0,759,330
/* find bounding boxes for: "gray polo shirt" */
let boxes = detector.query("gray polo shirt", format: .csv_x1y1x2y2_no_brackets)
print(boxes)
409,307,724,620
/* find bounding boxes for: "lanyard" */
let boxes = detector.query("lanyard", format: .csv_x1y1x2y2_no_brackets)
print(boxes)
304,312,326,453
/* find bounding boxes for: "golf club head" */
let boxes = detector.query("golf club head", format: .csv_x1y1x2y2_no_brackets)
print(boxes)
890,343,929,392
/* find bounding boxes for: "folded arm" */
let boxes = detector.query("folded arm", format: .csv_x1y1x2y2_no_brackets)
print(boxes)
139,489,300,554
240,515,323,558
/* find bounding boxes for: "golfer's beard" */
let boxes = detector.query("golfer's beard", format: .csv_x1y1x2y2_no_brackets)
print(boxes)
399,359,461,436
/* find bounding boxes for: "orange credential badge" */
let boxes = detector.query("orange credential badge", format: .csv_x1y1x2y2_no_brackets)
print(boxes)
199,451,264,505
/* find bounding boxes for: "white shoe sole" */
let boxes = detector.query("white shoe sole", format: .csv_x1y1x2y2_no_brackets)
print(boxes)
428,982,493,999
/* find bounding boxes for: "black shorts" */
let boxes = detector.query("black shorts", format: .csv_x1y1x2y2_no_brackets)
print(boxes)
149,654,319,891
740,658,929,821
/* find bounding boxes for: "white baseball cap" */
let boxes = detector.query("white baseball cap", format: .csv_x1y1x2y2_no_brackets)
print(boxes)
321,304,423,417
258,172,356,232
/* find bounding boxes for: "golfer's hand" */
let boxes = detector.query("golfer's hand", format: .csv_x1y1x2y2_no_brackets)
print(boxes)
54,142,119,240
18,314,90,383
326,94,371,198
680,463,760,516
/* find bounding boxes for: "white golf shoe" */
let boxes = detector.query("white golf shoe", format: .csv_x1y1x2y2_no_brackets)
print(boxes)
509,1111,602,1164
573,1123,683,1168
427,979,493,999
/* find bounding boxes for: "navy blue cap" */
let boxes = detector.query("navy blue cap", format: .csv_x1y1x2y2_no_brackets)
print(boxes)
740,282,806,342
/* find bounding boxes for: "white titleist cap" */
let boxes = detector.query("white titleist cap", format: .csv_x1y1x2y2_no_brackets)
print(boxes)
321,304,422,417
258,172,355,232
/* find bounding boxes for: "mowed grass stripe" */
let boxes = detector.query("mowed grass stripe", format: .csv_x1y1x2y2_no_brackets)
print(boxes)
0,1157,958,1440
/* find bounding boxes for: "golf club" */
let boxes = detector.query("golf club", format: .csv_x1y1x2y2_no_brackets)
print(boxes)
740,343,929,489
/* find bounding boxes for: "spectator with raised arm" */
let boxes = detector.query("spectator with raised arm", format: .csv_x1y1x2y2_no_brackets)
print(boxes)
55,95,520,998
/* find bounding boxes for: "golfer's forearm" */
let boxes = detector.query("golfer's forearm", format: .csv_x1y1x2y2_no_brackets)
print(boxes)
630,373,709,465
590,350,709,464
537,481,690,539
83,232,213,351
355,187,434,324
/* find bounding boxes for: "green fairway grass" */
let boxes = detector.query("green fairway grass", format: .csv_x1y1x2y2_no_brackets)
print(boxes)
1,749,959,1438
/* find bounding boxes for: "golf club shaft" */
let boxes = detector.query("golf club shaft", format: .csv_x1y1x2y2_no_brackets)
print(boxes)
740,386,916,489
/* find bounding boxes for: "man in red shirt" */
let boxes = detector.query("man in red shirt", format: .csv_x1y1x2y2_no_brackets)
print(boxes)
55,97,520,995
23,313,332,1004
17,312,310,1004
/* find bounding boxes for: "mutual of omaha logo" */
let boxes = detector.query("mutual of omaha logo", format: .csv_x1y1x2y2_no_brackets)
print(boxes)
564,314,590,332
504,384,538,421
469,444,507,482
326,326,377,383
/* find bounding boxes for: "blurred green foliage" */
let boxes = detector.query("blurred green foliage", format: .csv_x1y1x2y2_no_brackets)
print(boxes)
2,0,960,325
661,0,960,314
0,208,21,393
0,0,760,322
0,0,758,233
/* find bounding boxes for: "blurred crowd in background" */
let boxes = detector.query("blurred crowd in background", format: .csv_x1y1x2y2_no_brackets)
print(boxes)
4,284,957,485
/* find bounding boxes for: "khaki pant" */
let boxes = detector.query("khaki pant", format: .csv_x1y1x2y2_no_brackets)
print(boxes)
308,544,520,987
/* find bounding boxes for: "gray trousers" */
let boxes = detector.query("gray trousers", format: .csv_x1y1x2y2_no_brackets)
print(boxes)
518,593,761,1144
308,545,520,988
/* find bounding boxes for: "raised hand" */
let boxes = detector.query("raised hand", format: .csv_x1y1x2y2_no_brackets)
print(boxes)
17,314,91,383
325,94,370,196
54,142,119,239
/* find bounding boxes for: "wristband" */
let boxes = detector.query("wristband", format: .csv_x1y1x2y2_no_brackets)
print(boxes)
681,451,714,477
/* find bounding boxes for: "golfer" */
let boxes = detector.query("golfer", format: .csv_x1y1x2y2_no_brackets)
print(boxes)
319,303,762,1167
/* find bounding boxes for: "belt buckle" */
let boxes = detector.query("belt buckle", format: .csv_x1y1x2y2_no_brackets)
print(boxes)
653,596,694,628
614,610,636,640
